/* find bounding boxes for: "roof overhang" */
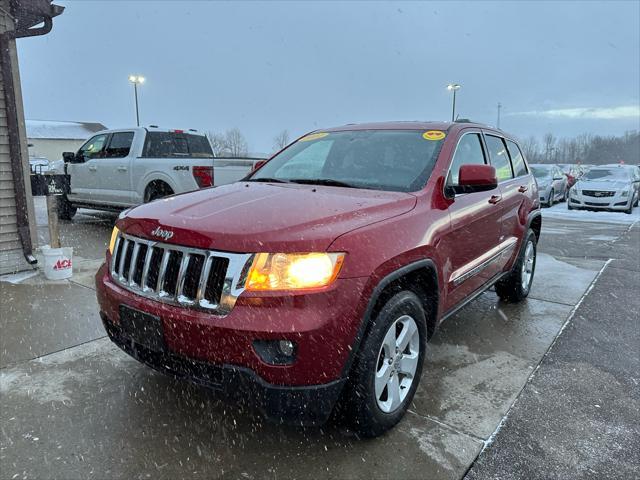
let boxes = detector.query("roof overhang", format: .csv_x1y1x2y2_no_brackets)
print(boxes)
6,0,64,39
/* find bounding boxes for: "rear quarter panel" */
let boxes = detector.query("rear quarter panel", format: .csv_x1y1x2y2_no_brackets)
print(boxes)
131,158,206,203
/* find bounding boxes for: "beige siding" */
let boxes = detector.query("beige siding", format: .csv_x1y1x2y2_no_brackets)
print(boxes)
28,138,85,162
0,2,34,274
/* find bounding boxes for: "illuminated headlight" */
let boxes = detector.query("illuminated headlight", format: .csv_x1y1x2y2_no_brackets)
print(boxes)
108,226,120,254
621,190,629,197
246,252,345,291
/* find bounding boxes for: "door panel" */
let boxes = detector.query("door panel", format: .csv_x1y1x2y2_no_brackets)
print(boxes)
441,131,503,312
95,131,135,205
444,190,504,310
68,133,109,203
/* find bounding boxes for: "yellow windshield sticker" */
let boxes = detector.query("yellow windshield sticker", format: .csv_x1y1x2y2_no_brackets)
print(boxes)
299,132,329,142
423,130,446,141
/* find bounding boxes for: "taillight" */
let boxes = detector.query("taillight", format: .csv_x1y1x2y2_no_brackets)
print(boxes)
192,166,213,188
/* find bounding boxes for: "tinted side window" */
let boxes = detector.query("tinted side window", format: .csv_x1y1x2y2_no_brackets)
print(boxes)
78,134,108,160
485,135,513,182
447,133,486,185
105,132,134,158
506,140,527,177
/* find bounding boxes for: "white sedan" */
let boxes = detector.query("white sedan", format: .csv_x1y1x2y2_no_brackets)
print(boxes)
569,165,640,214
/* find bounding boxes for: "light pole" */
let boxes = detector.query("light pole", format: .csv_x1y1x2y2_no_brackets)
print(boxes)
128,75,145,126
497,102,502,129
447,84,461,122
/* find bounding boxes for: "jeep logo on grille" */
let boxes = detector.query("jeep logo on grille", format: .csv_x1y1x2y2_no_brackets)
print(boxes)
151,226,174,241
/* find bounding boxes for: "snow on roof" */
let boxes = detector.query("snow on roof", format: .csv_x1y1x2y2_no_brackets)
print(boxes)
26,120,107,140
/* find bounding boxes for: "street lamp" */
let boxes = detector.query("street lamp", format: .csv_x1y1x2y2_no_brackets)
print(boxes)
447,83,461,122
128,75,145,126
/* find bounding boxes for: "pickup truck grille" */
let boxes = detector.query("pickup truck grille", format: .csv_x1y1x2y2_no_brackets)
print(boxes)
110,233,253,315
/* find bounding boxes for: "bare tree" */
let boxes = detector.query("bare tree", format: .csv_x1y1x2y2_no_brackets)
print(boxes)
224,128,249,157
273,130,290,151
207,131,229,157
542,133,557,163
520,136,540,163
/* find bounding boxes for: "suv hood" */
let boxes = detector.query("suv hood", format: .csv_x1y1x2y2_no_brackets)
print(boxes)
120,182,417,252
576,179,631,191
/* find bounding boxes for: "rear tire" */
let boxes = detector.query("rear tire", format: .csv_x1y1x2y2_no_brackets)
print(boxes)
57,196,77,220
342,291,427,438
495,229,537,303
144,182,174,202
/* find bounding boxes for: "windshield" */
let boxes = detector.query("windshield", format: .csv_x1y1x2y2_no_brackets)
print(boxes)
583,168,630,181
249,130,444,192
530,166,553,179
142,132,213,158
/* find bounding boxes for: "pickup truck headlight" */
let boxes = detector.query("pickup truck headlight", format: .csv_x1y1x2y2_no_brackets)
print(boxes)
245,252,345,291
108,226,120,254
621,190,629,197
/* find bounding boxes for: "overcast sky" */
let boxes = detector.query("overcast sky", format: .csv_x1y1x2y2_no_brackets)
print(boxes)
18,1,640,153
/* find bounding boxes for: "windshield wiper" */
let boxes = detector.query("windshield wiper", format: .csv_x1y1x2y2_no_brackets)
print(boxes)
247,177,291,183
289,178,358,188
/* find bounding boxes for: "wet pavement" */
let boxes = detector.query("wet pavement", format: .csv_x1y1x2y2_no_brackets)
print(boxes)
1,205,637,479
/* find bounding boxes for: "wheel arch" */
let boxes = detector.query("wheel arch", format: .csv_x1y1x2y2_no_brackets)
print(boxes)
527,210,542,242
341,259,439,378
143,178,175,202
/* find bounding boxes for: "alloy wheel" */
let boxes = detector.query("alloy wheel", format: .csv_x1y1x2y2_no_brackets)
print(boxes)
375,315,420,413
521,240,535,292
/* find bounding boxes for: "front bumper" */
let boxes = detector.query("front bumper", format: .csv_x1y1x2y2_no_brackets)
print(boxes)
569,192,632,210
96,262,370,423
101,312,345,426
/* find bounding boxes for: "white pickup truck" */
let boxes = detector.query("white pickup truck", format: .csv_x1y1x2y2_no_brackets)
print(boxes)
58,127,264,219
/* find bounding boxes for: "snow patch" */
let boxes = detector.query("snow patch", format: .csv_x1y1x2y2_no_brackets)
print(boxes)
543,202,640,225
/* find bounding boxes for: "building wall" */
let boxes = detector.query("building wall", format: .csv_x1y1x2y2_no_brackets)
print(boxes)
28,138,85,162
0,1,37,275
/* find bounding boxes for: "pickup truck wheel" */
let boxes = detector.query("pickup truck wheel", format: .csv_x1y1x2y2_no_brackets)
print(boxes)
342,290,427,437
57,196,77,220
495,229,537,303
144,182,174,202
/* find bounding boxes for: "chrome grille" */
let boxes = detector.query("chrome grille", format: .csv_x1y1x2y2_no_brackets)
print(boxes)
582,190,614,197
110,233,253,315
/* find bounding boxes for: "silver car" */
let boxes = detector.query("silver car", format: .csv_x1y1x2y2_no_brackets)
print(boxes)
569,165,640,214
530,164,568,207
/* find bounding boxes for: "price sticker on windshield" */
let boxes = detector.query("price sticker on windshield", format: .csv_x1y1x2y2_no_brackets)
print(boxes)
300,132,329,142
423,130,446,141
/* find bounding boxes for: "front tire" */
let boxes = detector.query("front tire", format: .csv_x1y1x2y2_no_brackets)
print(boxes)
495,229,537,303
546,189,554,208
342,291,427,437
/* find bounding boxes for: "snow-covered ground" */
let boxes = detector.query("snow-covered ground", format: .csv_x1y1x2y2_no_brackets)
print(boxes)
543,201,640,225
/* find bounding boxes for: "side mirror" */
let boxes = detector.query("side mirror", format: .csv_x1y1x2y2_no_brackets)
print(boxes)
63,151,82,163
251,159,267,172
451,164,498,194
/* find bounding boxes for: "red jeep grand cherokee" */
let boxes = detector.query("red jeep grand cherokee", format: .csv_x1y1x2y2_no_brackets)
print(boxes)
96,121,540,437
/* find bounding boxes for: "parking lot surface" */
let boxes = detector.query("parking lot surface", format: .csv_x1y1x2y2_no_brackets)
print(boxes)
1,202,638,479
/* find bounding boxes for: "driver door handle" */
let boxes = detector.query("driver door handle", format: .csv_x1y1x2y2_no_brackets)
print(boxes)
488,194,502,204
518,185,528,193
88,165,97,172
117,166,127,172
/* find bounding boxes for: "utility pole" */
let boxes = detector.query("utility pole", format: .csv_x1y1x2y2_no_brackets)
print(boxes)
497,102,502,129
